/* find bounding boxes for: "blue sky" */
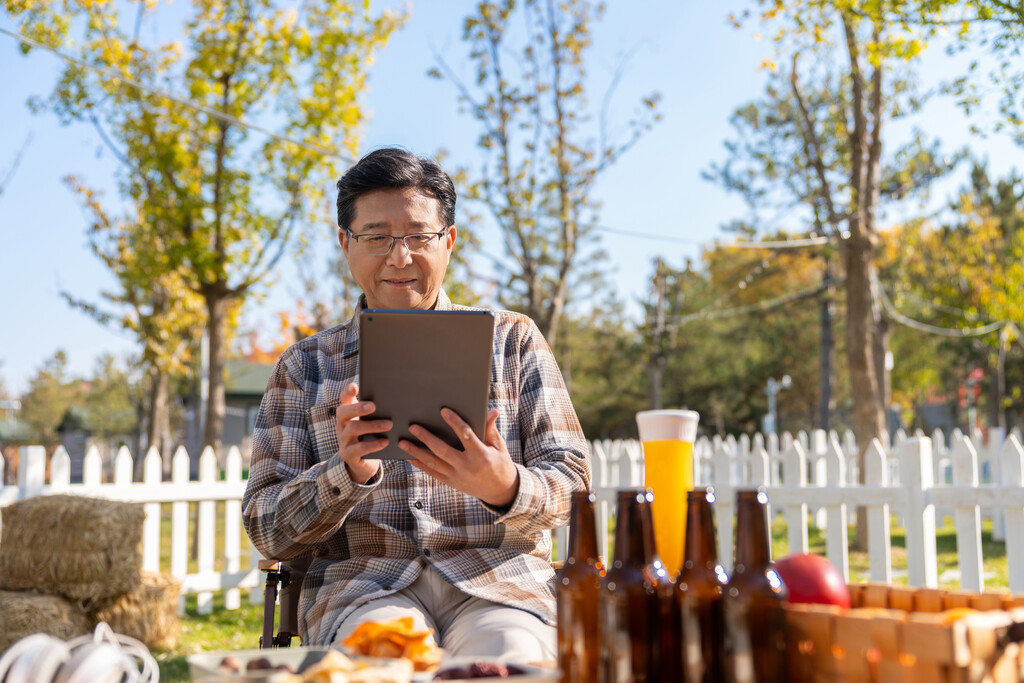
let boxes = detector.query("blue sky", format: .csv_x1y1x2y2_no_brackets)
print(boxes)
0,1,1019,396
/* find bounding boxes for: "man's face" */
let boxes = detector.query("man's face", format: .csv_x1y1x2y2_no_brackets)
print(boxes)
340,187,456,310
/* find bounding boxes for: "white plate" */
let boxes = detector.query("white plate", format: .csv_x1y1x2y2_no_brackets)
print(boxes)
187,648,412,681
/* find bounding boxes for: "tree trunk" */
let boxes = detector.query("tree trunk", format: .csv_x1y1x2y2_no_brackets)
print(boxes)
819,256,836,430
873,311,892,428
148,366,169,468
202,292,229,458
990,338,1007,431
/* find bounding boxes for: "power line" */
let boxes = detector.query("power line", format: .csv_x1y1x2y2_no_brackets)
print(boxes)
0,27,356,164
872,271,1010,338
667,283,826,326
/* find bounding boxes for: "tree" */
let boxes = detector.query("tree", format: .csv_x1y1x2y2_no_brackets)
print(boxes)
62,176,204,461
431,0,661,351
7,0,404,454
879,164,1024,432
727,3,967,547
20,350,83,450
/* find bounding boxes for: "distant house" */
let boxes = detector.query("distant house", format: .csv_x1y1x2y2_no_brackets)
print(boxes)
57,405,136,482
223,359,275,457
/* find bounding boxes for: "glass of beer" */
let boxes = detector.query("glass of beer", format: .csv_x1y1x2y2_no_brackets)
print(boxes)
636,409,700,578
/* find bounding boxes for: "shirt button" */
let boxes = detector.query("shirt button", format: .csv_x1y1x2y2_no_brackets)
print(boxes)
327,406,337,417
382,584,391,591
332,486,341,495
414,501,423,510
423,549,431,557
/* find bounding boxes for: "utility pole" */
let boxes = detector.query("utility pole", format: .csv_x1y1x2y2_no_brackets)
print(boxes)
647,262,667,410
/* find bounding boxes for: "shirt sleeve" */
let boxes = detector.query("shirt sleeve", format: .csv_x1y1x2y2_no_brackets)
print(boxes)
242,347,379,561
490,317,591,534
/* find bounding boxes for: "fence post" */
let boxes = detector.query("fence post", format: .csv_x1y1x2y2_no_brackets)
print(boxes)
197,446,217,615
951,434,983,592
864,439,892,583
782,441,809,557
171,446,190,615
1001,435,1024,593
50,446,71,490
824,435,850,582
83,446,103,486
712,438,735,572
224,446,243,610
143,447,162,574
989,427,1007,542
18,445,46,499
900,437,938,588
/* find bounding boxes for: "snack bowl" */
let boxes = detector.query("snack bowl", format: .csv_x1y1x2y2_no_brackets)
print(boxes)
424,657,558,682
188,647,414,682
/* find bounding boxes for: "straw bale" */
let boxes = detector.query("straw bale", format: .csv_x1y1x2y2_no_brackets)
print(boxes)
0,590,92,654
91,572,182,650
0,494,144,605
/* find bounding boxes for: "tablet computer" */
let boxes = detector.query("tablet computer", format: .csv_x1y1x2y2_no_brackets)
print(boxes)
358,309,495,459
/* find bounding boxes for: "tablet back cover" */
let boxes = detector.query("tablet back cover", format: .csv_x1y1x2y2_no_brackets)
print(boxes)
358,309,495,459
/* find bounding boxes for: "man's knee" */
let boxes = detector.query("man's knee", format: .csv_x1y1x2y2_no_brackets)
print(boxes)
442,607,556,662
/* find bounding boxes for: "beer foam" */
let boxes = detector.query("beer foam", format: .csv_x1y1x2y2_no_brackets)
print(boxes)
635,409,700,442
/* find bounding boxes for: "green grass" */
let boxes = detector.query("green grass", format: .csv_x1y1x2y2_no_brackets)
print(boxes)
156,592,266,682
768,513,1009,590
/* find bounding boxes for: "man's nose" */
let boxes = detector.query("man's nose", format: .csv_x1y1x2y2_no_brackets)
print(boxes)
384,237,414,266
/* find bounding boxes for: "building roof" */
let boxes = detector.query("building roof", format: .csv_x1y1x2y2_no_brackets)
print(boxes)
224,359,275,397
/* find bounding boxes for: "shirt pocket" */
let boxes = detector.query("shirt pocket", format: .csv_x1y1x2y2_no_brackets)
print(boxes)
488,381,520,462
306,403,339,464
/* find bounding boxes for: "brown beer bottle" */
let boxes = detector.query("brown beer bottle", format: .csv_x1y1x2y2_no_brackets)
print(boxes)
638,489,675,683
674,487,728,683
723,489,788,683
556,491,604,683
601,489,662,683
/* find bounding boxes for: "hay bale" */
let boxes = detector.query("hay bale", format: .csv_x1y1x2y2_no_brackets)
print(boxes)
0,590,92,654
0,495,144,606
91,572,182,650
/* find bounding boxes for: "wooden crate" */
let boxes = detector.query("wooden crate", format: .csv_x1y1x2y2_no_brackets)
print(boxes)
786,584,1024,683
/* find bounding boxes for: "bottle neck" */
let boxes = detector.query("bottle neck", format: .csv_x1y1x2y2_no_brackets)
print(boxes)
734,490,772,570
567,491,600,564
684,489,719,564
613,490,652,566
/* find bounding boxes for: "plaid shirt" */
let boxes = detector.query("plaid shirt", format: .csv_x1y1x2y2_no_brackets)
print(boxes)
242,291,591,645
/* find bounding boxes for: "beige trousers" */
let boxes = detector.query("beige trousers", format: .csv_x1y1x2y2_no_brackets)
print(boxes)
332,564,556,663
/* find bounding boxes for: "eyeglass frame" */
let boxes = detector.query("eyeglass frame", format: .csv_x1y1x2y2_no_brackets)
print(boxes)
343,226,452,255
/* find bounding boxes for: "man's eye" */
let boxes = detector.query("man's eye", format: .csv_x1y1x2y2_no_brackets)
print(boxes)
363,235,392,247
405,235,433,249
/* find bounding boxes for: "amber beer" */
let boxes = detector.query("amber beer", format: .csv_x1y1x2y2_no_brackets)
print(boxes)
723,490,788,683
636,409,699,579
556,491,604,683
601,490,662,683
674,487,728,683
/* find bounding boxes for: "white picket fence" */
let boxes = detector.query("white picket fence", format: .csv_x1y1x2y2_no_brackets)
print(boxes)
2,426,1023,617
0,444,260,616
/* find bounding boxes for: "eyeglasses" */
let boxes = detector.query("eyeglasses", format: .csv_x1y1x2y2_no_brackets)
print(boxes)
345,228,450,255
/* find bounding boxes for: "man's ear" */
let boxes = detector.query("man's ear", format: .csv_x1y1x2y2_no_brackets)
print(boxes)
339,228,350,258
444,225,457,253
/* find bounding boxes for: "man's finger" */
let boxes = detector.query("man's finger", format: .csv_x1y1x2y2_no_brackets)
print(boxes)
440,408,480,447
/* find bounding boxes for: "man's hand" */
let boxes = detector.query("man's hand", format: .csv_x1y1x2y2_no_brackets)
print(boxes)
399,408,520,508
335,382,389,485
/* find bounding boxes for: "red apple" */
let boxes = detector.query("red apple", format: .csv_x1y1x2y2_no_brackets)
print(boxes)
774,552,851,609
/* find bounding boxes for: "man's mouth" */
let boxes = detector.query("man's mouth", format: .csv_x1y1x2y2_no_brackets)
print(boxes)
383,278,416,286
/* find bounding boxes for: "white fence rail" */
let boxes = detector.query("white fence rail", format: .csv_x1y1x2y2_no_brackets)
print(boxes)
2,426,1023,615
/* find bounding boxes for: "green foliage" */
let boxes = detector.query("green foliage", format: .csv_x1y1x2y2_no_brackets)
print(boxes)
19,350,83,448
5,0,404,449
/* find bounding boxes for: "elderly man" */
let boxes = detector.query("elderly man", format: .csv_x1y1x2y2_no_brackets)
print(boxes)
242,147,591,663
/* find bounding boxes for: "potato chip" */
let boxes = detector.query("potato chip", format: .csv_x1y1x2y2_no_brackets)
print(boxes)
342,617,443,672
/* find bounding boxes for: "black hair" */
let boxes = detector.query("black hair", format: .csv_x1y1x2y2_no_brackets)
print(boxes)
335,147,457,232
